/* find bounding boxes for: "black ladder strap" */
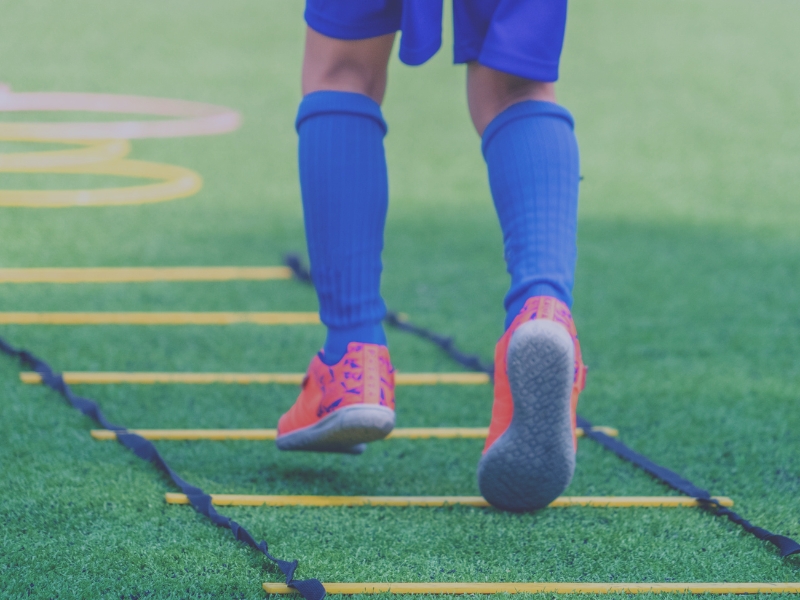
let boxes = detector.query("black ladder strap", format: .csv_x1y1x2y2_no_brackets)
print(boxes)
0,336,327,600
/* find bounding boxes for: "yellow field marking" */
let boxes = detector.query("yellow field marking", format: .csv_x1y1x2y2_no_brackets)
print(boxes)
0,85,240,207
0,266,293,284
0,86,241,141
90,426,618,441
389,427,486,439
262,582,800,595
0,142,203,208
0,312,320,325
166,494,733,508
21,371,489,385
22,371,307,385
0,138,130,170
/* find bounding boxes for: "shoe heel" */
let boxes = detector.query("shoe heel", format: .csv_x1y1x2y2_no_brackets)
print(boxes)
478,319,575,511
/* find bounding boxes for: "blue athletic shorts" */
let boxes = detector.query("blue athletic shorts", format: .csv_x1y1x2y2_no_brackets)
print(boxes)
304,0,568,82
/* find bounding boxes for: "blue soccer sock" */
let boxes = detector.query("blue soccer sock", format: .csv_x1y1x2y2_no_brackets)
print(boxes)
481,101,580,330
296,91,389,365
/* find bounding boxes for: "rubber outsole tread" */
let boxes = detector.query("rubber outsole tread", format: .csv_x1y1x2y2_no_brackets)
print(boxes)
477,319,576,511
276,404,395,454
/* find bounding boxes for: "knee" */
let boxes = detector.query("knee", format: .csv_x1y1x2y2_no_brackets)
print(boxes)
305,56,386,99
467,63,557,135
302,29,394,104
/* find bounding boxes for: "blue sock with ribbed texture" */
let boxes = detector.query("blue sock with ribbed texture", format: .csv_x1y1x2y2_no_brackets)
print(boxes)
296,91,388,365
481,101,580,331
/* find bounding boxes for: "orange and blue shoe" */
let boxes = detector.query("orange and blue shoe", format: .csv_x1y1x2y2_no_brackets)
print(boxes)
477,296,587,511
276,342,396,454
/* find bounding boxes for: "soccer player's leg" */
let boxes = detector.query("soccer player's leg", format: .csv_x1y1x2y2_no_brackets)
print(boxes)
458,0,587,509
276,19,398,454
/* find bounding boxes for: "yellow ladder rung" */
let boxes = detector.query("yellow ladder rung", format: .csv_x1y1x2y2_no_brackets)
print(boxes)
90,426,618,441
0,266,293,284
0,312,320,325
262,582,800,595
21,371,490,385
166,493,733,508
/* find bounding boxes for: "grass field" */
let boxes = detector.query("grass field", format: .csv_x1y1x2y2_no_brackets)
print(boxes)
1,0,800,598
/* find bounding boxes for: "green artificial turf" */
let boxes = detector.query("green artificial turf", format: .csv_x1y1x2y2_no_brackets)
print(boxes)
1,0,800,598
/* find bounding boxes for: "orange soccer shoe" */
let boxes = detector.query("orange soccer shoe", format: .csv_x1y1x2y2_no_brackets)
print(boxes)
276,342,396,454
477,296,587,511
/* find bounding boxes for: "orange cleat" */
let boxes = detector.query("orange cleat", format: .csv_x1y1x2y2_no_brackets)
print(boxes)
478,296,587,511
276,342,396,454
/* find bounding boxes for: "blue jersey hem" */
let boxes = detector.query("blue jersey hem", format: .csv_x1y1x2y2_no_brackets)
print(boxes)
305,7,399,41
453,38,483,65
399,36,443,66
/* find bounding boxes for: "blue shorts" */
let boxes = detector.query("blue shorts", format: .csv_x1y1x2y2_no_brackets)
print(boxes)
305,0,568,82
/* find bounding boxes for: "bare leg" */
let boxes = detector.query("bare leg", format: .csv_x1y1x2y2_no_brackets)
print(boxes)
302,27,395,103
466,62,556,135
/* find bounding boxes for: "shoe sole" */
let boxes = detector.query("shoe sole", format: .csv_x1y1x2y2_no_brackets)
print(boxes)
477,319,576,511
276,404,395,454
